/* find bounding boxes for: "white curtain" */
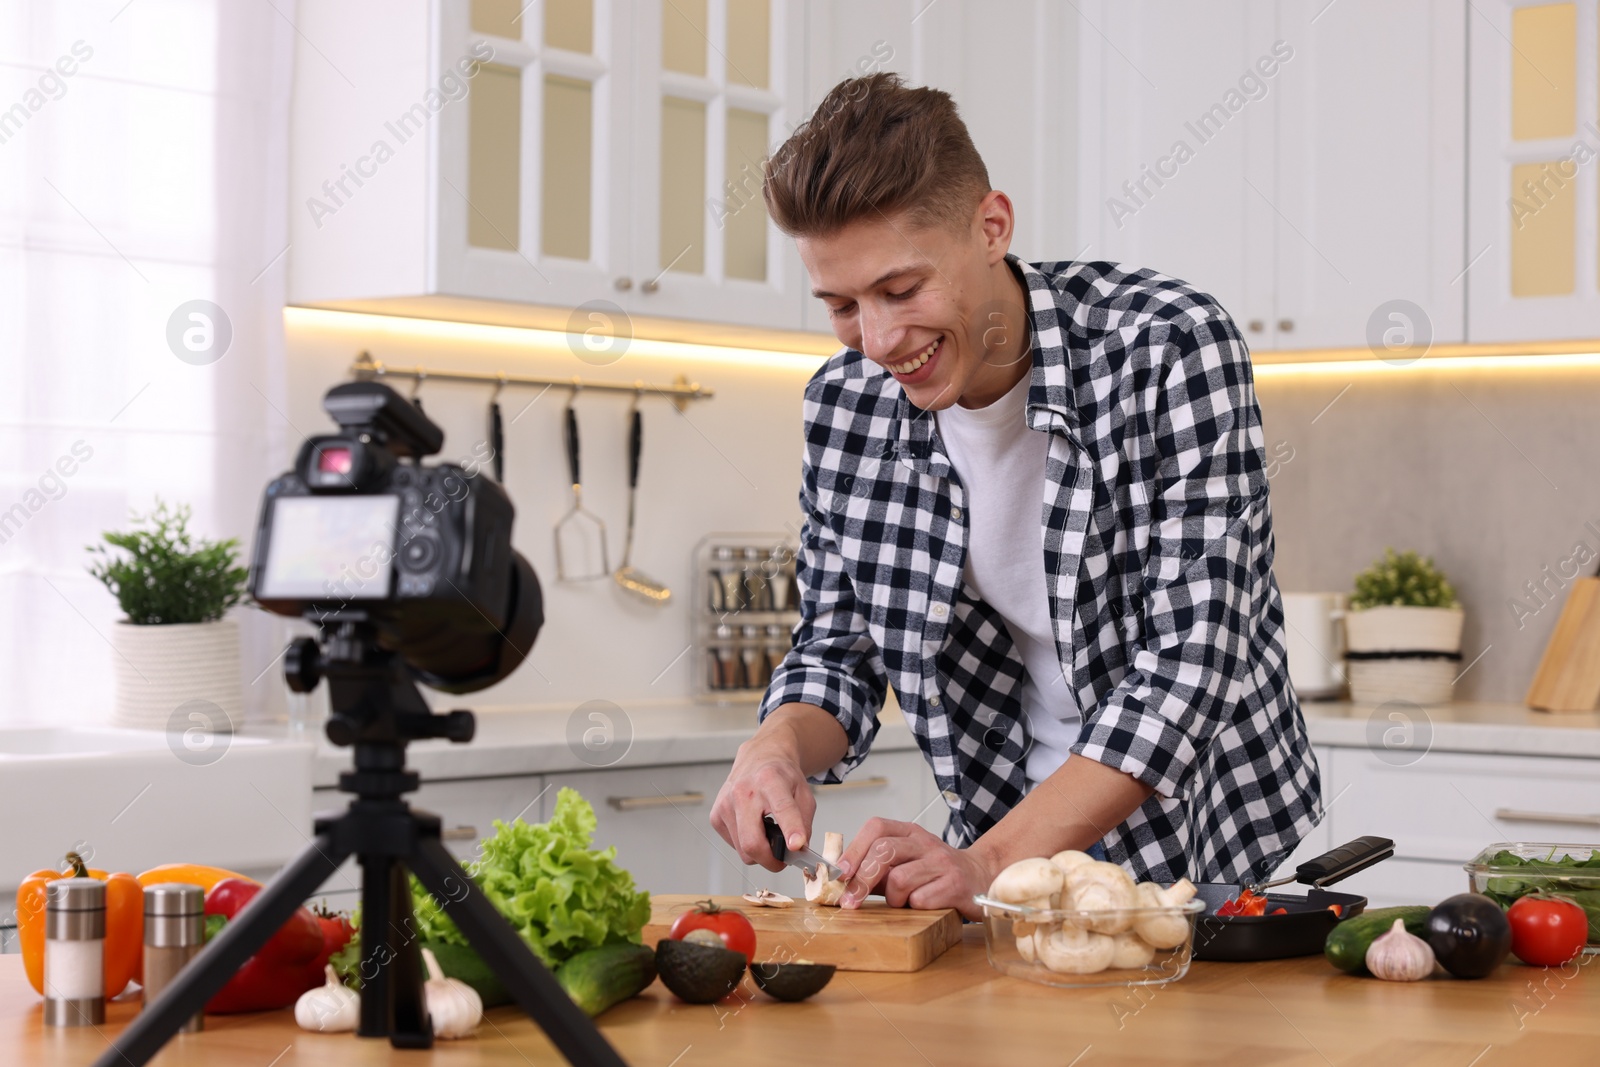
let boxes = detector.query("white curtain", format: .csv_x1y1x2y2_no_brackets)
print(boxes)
0,0,297,726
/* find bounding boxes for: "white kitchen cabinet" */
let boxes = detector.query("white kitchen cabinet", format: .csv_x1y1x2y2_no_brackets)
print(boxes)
1467,0,1600,341
1078,1,1466,352
1272,0,1466,350
290,0,813,333
797,0,1078,335
306,772,550,909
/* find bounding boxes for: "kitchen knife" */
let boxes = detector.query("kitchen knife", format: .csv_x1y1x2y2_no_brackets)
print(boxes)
763,814,843,881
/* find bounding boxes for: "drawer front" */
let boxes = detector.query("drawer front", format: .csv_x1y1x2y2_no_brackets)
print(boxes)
545,763,732,898
1328,749,1600,865
1331,857,1471,910
306,775,547,907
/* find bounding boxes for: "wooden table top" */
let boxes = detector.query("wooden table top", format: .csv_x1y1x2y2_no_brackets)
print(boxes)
6,929,1597,1066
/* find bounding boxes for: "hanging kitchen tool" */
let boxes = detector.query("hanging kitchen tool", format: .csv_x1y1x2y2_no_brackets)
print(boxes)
1189,835,1394,961
553,388,610,581
487,375,506,483
409,372,426,415
613,391,671,603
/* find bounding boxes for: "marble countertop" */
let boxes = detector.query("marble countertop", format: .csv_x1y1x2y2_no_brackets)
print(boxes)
248,697,1600,789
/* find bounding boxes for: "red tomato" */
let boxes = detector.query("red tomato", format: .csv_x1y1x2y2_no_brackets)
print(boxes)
668,901,757,963
1507,896,1588,967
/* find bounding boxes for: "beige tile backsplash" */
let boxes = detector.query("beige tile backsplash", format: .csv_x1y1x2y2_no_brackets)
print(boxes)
1258,364,1600,705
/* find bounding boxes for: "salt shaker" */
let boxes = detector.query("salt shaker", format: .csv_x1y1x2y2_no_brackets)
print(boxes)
44,878,105,1027
143,883,205,1032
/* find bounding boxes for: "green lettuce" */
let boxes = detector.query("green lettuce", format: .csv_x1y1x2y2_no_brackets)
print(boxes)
333,788,651,981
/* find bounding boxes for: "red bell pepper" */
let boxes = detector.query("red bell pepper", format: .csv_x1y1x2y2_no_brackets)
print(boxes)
203,878,326,1014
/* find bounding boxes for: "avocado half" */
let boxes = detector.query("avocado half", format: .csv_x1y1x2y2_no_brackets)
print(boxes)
655,938,747,1004
749,960,837,1002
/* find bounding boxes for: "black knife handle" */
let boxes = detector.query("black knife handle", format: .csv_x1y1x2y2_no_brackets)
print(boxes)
1296,836,1395,888
628,407,642,489
763,814,787,864
564,404,580,486
489,400,505,483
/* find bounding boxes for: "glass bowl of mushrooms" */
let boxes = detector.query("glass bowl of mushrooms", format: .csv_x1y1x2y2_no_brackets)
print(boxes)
973,853,1207,988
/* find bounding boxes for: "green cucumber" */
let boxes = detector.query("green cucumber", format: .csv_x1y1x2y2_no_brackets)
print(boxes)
1324,906,1432,974
555,943,658,1017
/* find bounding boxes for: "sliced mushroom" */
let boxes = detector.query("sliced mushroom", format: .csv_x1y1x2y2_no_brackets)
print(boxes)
1132,878,1197,949
1109,930,1156,969
1035,925,1115,975
804,832,848,906
742,889,794,909
1062,861,1138,934
986,857,1065,912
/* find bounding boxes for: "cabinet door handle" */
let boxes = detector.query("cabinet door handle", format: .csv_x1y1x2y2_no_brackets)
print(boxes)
640,278,660,294
1277,318,1294,332
1247,319,1265,333
614,277,633,291
1494,808,1600,827
441,826,479,841
608,791,705,812
813,776,890,794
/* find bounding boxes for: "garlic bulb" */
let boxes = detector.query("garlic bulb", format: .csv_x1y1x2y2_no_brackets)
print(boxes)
422,947,483,1039
1365,919,1434,982
295,965,359,1032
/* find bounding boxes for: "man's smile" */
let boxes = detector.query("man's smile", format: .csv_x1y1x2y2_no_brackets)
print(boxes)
886,335,944,383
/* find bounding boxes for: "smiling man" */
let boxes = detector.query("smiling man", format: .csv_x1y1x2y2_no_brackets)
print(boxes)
709,73,1321,918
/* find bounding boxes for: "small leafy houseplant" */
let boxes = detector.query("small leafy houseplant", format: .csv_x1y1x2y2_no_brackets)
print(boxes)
89,500,249,730
1344,548,1465,706
89,501,248,624
1350,549,1459,611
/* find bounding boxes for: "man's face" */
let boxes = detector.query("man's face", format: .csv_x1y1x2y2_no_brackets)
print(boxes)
797,195,1020,411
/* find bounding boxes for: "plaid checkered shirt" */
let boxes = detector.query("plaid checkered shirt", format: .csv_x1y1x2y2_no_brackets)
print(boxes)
759,255,1323,884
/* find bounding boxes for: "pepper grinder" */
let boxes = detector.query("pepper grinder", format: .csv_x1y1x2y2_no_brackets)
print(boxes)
143,883,205,1032
44,878,106,1027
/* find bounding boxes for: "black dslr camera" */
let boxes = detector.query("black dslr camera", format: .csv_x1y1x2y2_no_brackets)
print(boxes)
248,380,542,695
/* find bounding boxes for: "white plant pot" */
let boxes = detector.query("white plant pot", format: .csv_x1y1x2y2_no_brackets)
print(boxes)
1347,659,1459,707
1343,605,1464,654
111,619,243,731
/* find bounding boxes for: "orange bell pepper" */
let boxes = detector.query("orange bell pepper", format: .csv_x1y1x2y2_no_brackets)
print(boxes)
137,863,258,895
19,852,143,998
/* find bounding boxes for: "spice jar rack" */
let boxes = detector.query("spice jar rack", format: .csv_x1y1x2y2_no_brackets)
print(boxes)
692,533,800,705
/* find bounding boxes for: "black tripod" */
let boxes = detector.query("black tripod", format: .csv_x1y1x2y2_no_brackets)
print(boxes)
95,625,629,1067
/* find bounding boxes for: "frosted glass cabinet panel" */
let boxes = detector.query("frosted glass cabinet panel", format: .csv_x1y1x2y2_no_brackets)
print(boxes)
1468,0,1599,340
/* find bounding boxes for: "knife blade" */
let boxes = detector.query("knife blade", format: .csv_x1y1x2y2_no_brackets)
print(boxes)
763,814,843,881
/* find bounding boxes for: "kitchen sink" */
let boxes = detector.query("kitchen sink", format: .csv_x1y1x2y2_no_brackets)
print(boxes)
0,726,314,895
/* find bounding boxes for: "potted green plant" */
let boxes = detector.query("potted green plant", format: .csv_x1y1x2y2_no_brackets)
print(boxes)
1343,549,1464,706
88,500,249,730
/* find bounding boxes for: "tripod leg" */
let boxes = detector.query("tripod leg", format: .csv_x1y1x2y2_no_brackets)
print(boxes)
92,834,349,1067
357,852,430,1047
410,836,630,1067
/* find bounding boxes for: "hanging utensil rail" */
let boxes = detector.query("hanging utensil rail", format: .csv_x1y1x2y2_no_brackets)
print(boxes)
349,352,715,411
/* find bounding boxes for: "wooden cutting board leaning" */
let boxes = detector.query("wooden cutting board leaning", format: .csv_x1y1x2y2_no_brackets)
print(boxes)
642,894,964,973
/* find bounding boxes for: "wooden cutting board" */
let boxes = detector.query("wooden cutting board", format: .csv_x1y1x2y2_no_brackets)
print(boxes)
642,894,964,973
1527,577,1600,712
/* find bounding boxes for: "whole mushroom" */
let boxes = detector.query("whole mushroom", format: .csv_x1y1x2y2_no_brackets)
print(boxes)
1048,850,1096,878
1035,925,1116,975
1062,861,1138,934
1109,931,1156,970
1132,878,1198,949
987,857,1065,912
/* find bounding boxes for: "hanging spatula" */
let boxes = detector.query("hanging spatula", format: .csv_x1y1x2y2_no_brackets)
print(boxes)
614,396,670,603
554,392,609,581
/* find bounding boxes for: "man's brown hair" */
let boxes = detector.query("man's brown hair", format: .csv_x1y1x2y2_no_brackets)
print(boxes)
763,72,991,237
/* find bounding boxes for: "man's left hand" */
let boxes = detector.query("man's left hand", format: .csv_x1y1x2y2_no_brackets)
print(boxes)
833,818,1000,920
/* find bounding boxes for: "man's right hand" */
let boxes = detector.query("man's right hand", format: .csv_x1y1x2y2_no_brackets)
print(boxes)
712,703,850,871
710,736,817,872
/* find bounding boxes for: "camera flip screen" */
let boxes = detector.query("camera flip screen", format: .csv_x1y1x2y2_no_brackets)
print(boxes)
257,495,401,600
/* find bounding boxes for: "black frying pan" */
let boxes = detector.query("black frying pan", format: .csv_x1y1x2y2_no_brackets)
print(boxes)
1190,836,1394,962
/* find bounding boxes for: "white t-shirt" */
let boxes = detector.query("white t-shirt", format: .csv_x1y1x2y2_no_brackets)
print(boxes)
935,369,1081,786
